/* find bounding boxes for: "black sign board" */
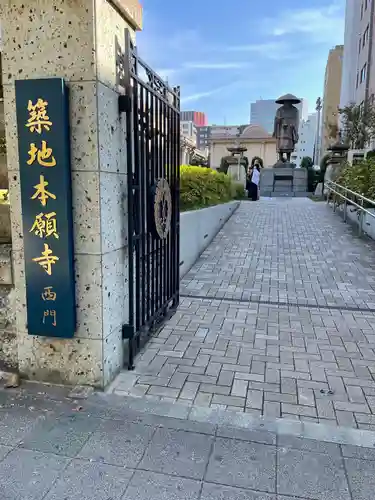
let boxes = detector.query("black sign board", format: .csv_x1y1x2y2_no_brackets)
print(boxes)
15,78,76,338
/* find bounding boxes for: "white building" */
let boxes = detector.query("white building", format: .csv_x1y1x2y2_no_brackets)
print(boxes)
339,0,358,111
181,120,197,146
291,113,317,167
250,98,309,135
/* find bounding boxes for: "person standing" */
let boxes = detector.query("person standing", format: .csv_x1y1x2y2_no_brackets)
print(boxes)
246,163,260,201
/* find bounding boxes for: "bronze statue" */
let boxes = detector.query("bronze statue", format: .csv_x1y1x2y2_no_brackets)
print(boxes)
273,94,301,163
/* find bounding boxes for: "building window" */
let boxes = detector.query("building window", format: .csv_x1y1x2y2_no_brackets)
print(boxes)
361,2,364,19
360,63,367,83
365,0,368,9
359,37,362,54
363,25,369,47
356,71,359,88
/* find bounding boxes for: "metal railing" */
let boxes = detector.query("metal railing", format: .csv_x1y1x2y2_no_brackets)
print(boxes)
325,180,375,236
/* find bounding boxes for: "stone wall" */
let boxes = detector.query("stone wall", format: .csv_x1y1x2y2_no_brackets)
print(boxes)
0,65,15,373
0,0,142,387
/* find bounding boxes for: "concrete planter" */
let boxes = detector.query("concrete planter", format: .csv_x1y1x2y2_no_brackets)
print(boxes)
180,201,240,277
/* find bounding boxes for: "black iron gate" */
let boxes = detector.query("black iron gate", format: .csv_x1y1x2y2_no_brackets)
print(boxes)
118,30,180,369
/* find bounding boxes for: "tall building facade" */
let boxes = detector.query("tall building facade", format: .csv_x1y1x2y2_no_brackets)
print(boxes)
291,113,317,166
196,126,211,150
320,45,344,157
340,0,359,111
180,111,207,127
354,0,374,106
250,98,308,135
181,120,197,145
340,1,375,116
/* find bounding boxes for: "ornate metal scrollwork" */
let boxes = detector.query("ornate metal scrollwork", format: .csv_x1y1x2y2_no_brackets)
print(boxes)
150,178,172,240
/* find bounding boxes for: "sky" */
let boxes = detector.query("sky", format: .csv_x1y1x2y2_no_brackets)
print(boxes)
136,0,346,125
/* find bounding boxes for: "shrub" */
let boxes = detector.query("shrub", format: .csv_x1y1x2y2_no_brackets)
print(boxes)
232,182,246,199
336,160,373,195
180,165,241,211
335,158,375,206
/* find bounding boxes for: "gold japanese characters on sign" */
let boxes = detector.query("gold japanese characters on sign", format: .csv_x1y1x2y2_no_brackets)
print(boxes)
30,212,59,239
32,243,59,276
27,141,56,167
26,97,59,327
26,99,52,134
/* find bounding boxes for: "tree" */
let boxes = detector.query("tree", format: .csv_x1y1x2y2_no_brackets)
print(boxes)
337,100,375,149
300,156,313,169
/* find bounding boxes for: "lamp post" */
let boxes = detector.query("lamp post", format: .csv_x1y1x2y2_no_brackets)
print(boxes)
314,97,322,165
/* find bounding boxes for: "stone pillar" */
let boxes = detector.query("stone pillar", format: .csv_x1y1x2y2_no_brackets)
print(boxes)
0,0,142,387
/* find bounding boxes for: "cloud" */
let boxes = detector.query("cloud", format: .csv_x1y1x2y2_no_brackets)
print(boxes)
181,88,225,104
181,80,248,104
156,61,250,81
226,41,296,60
263,1,345,43
155,68,180,80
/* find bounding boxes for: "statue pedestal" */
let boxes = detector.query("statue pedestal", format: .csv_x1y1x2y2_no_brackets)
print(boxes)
260,168,308,197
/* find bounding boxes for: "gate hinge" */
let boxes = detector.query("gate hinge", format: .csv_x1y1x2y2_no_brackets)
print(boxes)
118,95,131,114
122,324,134,339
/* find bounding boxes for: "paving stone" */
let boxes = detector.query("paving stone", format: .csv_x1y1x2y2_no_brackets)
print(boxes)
231,379,248,398
179,382,200,400
200,384,231,396
278,436,340,455
281,403,316,417
246,390,263,410
123,470,201,500
212,395,246,408
44,459,133,500
336,410,357,428
0,445,11,462
0,408,44,446
316,399,336,419
200,482,276,500
0,448,69,500
20,413,100,457
148,386,180,398
264,392,297,404
187,374,218,384
78,420,155,467
278,448,350,499
206,437,276,492
216,426,276,445
263,401,281,418
194,392,213,407
139,428,213,479
169,372,188,389
218,370,235,387
333,401,370,414
345,458,375,500
342,445,375,461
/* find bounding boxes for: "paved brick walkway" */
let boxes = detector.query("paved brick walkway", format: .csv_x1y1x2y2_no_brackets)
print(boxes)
110,199,375,429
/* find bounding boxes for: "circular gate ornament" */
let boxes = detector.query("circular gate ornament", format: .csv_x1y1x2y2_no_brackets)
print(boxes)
152,178,172,239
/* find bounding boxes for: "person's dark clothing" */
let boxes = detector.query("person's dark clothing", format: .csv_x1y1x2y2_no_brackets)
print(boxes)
246,166,259,201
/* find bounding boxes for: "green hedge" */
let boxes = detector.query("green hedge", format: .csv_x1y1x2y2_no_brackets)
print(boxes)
335,159,375,198
180,165,245,211
335,158,375,204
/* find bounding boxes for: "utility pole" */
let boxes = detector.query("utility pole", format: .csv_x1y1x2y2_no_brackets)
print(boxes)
314,97,322,165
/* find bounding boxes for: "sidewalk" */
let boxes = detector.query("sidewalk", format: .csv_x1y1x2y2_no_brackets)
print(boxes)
109,199,375,430
0,381,374,499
